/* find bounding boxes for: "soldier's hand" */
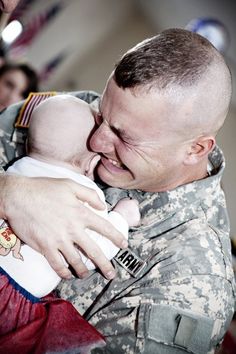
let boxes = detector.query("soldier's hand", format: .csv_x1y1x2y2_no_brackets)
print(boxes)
1,175,128,279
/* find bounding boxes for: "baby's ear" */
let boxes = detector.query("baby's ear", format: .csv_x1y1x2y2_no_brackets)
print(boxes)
184,136,215,165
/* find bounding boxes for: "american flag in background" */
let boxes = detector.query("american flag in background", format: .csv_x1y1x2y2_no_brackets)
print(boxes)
39,50,68,83
8,2,64,58
9,0,37,21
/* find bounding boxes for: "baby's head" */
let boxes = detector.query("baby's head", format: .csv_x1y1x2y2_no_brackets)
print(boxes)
28,95,99,178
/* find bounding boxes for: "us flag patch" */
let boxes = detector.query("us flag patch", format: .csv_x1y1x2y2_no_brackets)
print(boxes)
15,91,57,128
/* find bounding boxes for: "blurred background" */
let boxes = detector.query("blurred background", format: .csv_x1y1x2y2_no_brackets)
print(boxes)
0,0,236,237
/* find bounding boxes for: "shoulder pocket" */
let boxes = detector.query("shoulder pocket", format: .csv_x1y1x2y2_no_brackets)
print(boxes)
137,303,214,354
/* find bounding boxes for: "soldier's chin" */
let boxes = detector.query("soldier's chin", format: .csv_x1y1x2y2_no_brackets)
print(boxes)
97,165,124,187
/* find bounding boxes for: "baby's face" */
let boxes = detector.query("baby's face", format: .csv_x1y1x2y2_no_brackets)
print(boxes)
73,104,100,178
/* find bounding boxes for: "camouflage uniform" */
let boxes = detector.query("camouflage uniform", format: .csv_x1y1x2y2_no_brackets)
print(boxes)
0,92,235,354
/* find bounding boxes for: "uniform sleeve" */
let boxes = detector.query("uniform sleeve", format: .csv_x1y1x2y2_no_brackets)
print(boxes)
90,272,233,354
0,101,24,167
92,306,216,354
134,303,216,354
91,295,221,354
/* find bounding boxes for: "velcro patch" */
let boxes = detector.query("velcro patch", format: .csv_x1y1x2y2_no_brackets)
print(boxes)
115,248,146,277
15,91,56,128
174,314,198,348
145,304,213,353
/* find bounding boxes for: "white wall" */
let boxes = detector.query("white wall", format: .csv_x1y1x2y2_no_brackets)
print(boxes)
46,8,155,93
217,105,236,237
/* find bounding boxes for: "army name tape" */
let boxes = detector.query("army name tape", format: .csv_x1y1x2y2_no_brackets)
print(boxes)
115,248,146,277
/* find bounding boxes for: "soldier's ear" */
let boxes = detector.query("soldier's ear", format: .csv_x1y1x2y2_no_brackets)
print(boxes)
184,136,215,165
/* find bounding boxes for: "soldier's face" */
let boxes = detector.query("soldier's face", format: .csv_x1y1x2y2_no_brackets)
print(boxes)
90,77,189,192
0,0,20,12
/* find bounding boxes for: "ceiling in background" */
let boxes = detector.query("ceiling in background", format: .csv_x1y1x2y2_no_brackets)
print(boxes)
2,0,236,106
138,0,236,108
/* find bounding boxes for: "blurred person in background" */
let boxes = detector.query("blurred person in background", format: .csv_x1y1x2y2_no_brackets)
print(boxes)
0,0,20,13
0,62,38,111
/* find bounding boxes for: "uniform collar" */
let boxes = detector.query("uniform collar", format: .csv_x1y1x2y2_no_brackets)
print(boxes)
104,146,225,231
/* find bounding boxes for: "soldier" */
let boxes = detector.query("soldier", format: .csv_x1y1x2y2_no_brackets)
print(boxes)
0,29,235,353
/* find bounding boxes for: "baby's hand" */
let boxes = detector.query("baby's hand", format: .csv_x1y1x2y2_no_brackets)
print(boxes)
113,198,140,227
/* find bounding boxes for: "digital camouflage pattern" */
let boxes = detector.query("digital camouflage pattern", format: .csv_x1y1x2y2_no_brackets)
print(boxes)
0,92,235,354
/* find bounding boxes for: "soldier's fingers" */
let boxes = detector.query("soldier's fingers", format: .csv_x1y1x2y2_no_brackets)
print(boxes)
72,183,106,210
43,249,73,279
60,243,90,279
73,232,116,280
84,210,128,249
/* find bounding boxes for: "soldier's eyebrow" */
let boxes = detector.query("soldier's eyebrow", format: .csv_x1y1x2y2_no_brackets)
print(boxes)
98,99,136,142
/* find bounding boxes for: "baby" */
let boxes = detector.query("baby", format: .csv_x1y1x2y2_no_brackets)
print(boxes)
0,95,140,353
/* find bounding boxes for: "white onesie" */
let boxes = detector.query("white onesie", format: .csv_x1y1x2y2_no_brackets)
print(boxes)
0,157,128,298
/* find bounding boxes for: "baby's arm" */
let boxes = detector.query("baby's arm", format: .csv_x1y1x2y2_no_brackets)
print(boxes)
112,198,140,227
82,198,140,269
0,198,140,296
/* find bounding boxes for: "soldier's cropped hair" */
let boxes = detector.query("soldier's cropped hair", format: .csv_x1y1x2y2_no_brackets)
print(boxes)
114,28,222,90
